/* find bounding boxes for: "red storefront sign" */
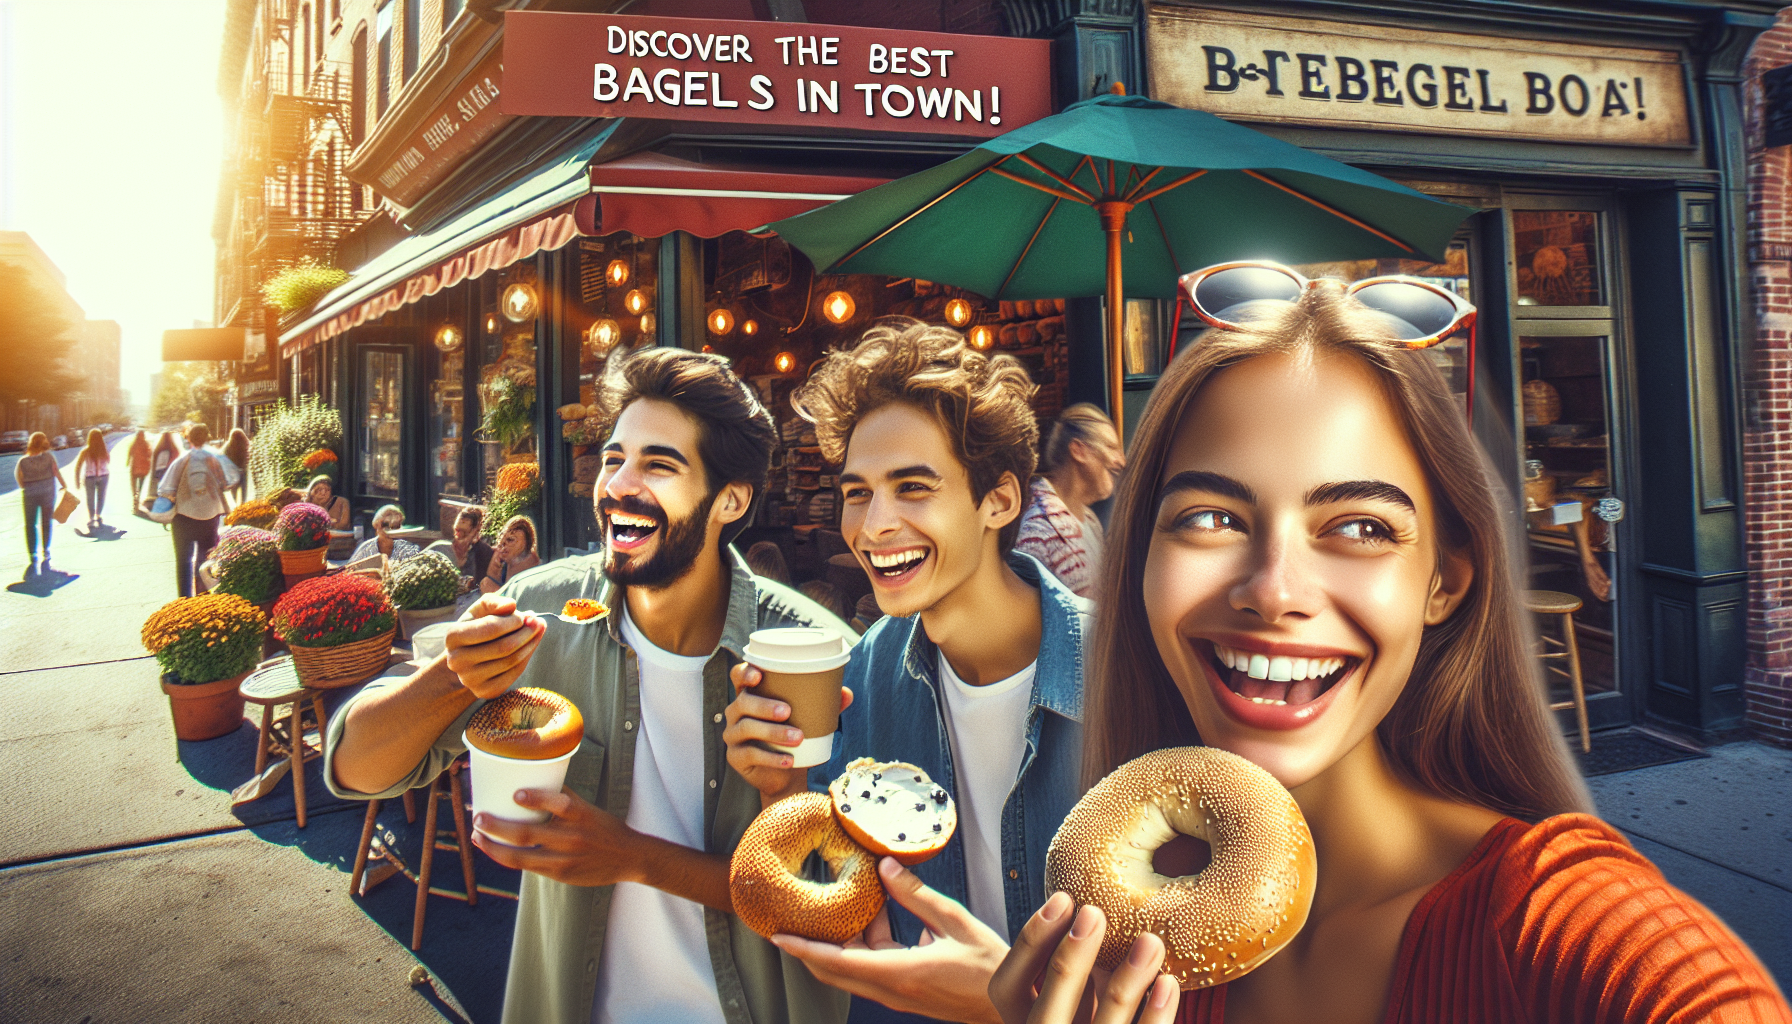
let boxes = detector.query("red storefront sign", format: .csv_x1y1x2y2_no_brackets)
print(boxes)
355,48,514,208
501,11,1051,138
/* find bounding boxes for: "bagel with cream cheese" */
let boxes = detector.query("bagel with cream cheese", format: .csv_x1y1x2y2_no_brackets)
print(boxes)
1044,746,1316,989
465,687,584,760
828,758,956,865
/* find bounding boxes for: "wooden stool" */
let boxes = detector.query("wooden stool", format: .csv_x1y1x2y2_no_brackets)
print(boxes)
239,660,330,827
348,757,516,951
1526,590,1591,753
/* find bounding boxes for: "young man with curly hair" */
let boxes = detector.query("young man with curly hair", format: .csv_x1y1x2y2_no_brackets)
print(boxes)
725,319,1089,1024
328,348,852,1024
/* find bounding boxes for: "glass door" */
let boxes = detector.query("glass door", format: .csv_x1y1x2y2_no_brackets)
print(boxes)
360,347,407,501
1507,201,1631,730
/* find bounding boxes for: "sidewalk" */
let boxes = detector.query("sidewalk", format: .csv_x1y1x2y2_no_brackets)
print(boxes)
0,437,1785,1022
0,437,517,1024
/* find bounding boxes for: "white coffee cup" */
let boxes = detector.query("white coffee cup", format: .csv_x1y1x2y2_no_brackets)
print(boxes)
463,732,580,844
743,627,852,768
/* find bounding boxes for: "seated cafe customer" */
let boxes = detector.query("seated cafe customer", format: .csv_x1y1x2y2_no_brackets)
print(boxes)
349,504,420,564
449,505,494,582
480,514,541,593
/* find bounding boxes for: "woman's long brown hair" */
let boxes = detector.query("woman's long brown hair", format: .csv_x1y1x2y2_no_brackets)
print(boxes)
1086,288,1592,822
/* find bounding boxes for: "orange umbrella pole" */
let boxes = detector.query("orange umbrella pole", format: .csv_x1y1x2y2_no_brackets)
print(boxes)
1097,200,1133,444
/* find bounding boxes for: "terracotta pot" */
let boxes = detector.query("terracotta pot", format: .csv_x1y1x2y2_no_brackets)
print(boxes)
280,545,328,587
161,671,250,741
397,604,458,641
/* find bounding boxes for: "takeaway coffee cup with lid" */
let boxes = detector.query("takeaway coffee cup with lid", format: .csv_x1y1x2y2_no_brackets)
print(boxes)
744,627,852,768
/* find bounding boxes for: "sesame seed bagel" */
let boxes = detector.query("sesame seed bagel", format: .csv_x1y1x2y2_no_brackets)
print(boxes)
730,792,885,943
465,687,584,760
1045,746,1316,990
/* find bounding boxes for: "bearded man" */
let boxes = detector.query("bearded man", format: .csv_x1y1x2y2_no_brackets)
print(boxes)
327,348,853,1024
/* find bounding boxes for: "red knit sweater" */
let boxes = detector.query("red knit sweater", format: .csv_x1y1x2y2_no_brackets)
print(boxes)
1177,814,1789,1023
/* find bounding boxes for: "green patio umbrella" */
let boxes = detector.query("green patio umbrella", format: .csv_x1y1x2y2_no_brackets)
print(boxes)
768,87,1477,438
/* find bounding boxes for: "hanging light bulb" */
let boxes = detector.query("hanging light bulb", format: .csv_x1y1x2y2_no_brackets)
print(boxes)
708,307,735,336
605,259,630,287
586,318,621,356
624,288,649,315
501,282,538,322
742,319,759,336
434,324,463,352
484,313,500,334
944,297,973,327
822,290,856,324
774,351,796,373
639,312,656,335
968,325,995,350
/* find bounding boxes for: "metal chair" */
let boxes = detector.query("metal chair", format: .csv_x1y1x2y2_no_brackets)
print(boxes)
1525,589,1591,753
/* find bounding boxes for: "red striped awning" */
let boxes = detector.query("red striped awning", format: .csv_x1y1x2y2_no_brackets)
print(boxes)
591,151,888,239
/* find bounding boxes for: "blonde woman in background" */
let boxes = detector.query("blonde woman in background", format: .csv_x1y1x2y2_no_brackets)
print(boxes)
127,430,151,507
222,428,250,505
1013,403,1125,598
349,504,420,563
71,429,111,531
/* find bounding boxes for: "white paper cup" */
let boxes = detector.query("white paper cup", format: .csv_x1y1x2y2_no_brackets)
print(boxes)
744,627,852,769
412,622,455,662
462,733,580,843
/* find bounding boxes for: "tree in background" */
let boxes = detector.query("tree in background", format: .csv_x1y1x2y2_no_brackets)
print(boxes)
0,261,80,409
147,362,229,433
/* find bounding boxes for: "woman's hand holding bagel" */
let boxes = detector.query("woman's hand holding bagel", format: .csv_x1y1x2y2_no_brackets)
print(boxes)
445,594,547,699
989,893,1180,1024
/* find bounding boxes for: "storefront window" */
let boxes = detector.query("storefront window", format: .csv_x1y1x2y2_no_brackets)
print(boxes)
430,345,466,498
360,348,405,498
1513,210,1603,307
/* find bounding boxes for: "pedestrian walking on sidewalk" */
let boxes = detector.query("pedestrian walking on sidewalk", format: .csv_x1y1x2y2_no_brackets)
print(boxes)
127,430,151,508
222,428,249,506
14,432,70,574
72,429,111,531
150,432,178,497
157,423,241,597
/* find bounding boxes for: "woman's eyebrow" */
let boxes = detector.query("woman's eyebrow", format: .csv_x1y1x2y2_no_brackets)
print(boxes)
1159,471,1257,505
1305,480,1416,512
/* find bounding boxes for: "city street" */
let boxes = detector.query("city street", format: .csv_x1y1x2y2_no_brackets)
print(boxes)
0,436,1785,1023
0,436,517,1024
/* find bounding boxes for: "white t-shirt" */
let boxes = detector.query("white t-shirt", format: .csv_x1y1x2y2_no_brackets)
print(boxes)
937,652,1038,941
592,609,727,1024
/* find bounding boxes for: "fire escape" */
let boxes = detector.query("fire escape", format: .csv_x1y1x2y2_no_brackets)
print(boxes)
218,0,366,378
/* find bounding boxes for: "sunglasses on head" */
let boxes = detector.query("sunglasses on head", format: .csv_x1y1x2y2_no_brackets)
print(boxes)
1174,260,1479,423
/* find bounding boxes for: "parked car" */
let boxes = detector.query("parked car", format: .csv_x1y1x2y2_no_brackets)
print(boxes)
0,431,28,453
51,435,69,450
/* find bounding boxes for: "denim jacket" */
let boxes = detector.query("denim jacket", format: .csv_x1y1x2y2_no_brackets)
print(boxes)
811,552,1087,945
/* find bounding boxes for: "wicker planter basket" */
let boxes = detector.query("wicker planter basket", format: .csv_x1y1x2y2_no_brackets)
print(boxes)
286,628,397,689
398,604,458,641
279,545,328,587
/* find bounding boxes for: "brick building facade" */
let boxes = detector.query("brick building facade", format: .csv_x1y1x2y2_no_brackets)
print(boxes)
1745,7,1792,748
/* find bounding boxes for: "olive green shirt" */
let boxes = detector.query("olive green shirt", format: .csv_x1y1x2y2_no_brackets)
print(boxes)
324,549,854,1024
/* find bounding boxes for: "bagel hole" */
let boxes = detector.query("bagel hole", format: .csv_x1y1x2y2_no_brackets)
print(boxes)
1153,833,1212,878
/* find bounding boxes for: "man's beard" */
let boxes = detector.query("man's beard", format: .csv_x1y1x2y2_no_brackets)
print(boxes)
599,492,717,589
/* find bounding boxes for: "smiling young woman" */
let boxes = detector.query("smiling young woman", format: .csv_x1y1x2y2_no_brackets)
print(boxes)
991,286,1788,1024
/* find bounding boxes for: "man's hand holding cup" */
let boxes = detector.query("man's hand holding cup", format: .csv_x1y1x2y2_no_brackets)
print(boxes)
444,594,547,699
724,627,853,807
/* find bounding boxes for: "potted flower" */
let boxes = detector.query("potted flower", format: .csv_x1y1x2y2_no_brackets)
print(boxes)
141,594,266,741
225,498,280,530
301,448,338,477
385,550,463,640
210,526,286,656
272,573,398,688
275,501,332,585
483,461,542,540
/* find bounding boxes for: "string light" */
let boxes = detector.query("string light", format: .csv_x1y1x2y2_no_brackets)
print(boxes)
586,318,621,356
639,312,656,335
742,319,759,336
968,325,995,350
624,288,649,315
501,282,538,322
708,308,735,335
434,324,463,352
944,298,973,327
605,259,630,287
774,351,796,373
822,290,856,324
484,313,499,334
